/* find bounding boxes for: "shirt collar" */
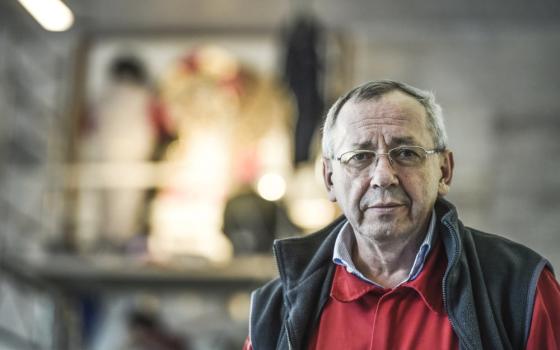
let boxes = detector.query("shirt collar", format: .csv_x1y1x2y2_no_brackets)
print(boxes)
330,235,446,315
404,235,446,314
332,209,437,287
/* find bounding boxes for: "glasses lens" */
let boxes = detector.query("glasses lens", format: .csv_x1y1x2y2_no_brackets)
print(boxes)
389,146,426,166
340,150,376,172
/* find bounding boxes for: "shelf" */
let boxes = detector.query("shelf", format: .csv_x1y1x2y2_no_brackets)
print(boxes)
10,253,278,292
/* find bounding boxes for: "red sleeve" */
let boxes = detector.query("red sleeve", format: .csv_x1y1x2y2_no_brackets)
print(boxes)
242,337,253,350
525,268,560,349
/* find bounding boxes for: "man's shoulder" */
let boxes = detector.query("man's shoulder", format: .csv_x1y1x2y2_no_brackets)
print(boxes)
460,225,550,276
272,216,346,284
251,276,284,316
251,217,346,307
465,226,543,259
274,216,346,251
436,198,547,268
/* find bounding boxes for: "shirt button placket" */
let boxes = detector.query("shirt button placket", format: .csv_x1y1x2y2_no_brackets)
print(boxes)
369,290,398,350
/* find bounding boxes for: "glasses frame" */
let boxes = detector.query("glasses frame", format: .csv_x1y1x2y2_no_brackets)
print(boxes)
334,145,443,169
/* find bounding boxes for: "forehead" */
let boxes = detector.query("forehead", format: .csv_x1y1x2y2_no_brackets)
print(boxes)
332,90,432,149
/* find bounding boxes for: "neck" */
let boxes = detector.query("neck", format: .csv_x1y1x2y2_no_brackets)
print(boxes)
351,227,427,289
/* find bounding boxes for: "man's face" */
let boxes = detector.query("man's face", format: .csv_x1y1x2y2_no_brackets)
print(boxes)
323,90,453,243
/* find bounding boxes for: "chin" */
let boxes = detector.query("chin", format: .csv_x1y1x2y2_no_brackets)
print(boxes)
356,223,400,241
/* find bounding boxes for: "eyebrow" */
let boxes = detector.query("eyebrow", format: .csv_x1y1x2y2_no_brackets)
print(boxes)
390,136,419,147
349,136,420,150
350,140,375,149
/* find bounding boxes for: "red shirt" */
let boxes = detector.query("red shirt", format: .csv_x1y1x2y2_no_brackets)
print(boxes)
308,237,457,349
244,241,560,350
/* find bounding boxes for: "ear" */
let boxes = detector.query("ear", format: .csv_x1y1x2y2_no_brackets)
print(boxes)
438,150,454,197
322,157,337,202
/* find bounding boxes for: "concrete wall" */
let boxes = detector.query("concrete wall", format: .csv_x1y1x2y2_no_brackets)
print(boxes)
351,23,560,269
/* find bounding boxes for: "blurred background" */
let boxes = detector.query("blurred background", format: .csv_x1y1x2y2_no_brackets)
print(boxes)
1,0,560,349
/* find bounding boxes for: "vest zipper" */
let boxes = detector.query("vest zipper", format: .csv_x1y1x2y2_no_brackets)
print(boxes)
285,322,294,350
441,220,471,350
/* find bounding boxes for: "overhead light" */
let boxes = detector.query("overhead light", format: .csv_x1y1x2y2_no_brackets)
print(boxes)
18,0,74,32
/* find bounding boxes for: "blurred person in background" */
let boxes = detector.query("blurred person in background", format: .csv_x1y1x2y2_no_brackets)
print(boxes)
80,56,174,251
244,80,560,349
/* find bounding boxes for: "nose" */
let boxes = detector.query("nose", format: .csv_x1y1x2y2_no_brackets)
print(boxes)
369,154,399,188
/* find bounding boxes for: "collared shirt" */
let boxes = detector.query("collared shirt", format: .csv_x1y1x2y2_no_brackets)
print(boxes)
243,253,560,350
308,233,459,350
242,212,560,350
333,209,437,286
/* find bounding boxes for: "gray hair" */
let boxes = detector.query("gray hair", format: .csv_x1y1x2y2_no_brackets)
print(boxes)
321,80,448,158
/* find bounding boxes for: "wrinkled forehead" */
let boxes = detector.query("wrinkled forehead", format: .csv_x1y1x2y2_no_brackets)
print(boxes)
332,91,432,150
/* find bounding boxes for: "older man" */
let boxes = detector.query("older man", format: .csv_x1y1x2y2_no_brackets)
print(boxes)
244,80,560,349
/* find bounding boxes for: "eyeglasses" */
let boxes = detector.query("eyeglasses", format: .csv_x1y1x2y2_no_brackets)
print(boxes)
335,145,442,174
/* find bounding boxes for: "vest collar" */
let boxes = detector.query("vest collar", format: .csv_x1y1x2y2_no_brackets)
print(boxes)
272,198,482,350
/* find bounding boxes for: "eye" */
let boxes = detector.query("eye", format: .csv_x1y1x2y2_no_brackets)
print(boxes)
391,147,423,164
339,150,375,167
350,152,374,162
345,151,375,170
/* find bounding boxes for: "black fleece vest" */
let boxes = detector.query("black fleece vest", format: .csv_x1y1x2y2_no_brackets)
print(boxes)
249,199,550,350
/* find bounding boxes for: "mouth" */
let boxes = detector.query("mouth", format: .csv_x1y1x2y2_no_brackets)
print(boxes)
369,202,404,208
365,202,406,213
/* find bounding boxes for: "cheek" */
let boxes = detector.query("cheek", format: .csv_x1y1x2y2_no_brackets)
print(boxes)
351,176,370,196
335,176,367,210
404,173,439,209
400,173,429,198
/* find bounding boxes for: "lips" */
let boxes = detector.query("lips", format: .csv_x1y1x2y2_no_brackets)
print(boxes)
359,188,410,211
369,202,404,208
364,202,407,214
